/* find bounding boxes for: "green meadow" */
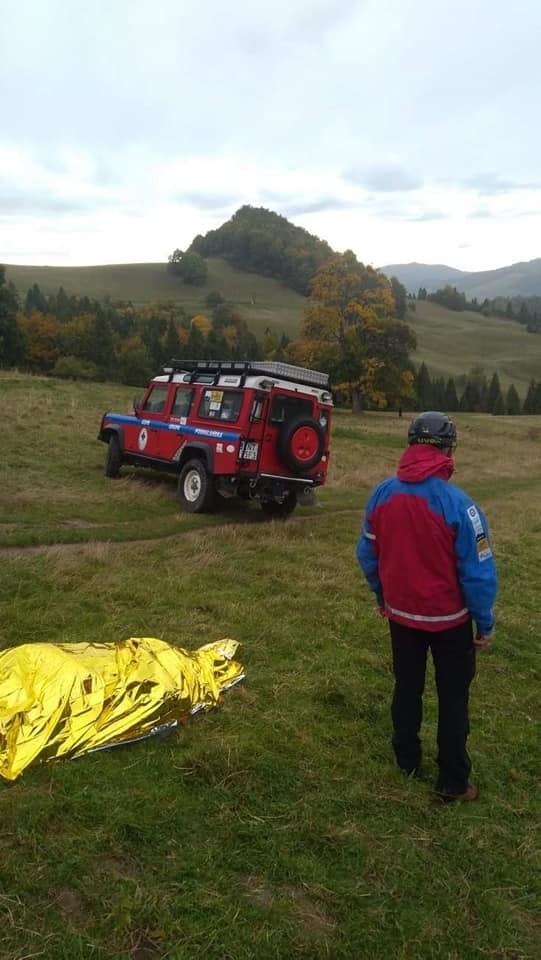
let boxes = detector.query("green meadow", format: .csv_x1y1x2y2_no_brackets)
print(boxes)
5,259,541,392
4,259,306,340
409,300,541,394
0,372,539,959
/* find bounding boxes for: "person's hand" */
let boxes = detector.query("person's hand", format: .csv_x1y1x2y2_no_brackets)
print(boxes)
376,606,387,618
474,632,493,650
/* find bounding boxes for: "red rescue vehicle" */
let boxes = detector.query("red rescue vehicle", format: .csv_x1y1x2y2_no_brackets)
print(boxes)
98,359,333,518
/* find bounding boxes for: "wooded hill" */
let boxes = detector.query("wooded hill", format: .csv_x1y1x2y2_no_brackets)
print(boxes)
189,205,333,295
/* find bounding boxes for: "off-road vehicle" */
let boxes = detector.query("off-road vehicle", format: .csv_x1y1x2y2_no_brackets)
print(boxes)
98,359,333,518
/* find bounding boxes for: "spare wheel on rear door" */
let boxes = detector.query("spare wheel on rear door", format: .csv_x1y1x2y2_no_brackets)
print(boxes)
278,416,325,472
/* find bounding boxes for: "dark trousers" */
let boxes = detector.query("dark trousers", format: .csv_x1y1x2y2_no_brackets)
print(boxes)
389,619,476,793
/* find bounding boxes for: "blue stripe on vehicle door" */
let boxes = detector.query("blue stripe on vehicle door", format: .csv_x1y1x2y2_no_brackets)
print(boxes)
104,413,241,443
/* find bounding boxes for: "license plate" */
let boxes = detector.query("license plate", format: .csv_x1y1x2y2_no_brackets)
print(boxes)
240,441,259,461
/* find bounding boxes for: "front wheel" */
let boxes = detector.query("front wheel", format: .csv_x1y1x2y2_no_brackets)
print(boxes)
261,491,297,520
104,434,122,477
177,459,216,513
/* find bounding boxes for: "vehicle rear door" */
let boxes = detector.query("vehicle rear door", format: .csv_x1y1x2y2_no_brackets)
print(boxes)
259,389,317,476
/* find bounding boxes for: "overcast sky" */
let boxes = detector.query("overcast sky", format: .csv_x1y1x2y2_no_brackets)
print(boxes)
1,0,540,271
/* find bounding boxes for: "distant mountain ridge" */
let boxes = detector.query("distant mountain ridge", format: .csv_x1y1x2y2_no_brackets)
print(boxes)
379,258,541,299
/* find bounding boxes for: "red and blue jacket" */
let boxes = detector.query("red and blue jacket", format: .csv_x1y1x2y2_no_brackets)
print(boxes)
356,445,497,634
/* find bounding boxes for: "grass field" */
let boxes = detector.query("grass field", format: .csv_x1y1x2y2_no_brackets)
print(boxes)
0,372,539,959
4,259,306,340
409,301,541,395
5,259,541,394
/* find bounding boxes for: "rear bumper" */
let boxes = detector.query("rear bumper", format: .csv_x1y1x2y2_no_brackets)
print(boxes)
257,472,320,485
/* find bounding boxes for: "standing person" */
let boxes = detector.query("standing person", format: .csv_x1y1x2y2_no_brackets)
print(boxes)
357,412,498,802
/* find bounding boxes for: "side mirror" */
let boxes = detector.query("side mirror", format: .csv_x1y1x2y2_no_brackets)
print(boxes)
133,395,142,414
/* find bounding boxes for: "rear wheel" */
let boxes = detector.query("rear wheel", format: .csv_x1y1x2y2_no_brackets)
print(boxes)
177,458,216,513
104,434,122,478
261,490,297,520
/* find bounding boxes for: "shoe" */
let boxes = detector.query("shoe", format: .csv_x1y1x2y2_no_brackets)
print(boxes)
437,783,479,803
400,766,420,778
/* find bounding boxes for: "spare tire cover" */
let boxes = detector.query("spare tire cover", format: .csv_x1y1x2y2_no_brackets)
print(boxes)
278,416,325,472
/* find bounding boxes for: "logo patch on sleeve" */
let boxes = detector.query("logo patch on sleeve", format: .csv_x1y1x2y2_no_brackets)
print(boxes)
476,532,492,561
467,505,484,537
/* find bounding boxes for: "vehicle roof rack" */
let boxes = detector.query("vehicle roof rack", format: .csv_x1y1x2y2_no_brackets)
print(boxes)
163,359,330,390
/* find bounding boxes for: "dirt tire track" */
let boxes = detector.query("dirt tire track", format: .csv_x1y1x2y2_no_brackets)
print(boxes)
0,507,362,557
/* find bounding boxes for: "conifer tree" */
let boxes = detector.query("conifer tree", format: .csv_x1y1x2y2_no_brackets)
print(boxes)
444,377,459,411
487,372,503,413
0,267,25,367
522,379,541,414
415,362,432,409
55,286,71,322
459,381,482,412
492,393,505,415
24,282,48,314
505,384,521,415
431,377,446,409
518,302,530,326
163,319,181,360
186,322,206,360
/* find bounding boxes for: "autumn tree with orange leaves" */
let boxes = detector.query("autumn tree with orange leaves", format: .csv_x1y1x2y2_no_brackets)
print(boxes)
293,251,416,412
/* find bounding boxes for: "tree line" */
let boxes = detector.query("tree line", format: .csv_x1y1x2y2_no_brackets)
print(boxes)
1,251,415,410
3,259,539,416
0,268,262,385
416,285,541,333
414,362,541,414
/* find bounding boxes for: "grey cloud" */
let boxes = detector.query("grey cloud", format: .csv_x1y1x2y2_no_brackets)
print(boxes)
91,159,122,188
175,191,239,211
405,210,447,222
467,204,540,221
0,187,95,216
468,207,493,219
513,208,541,218
344,166,423,193
277,196,353,216
461,173,541,195
354,194,445,222
287,0,364,43
0,248,67,257
237,0,363,55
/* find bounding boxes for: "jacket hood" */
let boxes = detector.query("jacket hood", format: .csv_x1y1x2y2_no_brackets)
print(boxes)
397,444,454,483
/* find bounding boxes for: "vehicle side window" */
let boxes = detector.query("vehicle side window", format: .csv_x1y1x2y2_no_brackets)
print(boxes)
270,394,313,423
197,389,243,422
142,385,169,414
172,387,194,417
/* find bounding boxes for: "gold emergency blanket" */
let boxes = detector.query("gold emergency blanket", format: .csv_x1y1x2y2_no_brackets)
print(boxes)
0,637,244,781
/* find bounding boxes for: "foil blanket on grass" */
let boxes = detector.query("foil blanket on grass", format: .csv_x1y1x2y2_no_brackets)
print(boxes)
0,637,244,781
